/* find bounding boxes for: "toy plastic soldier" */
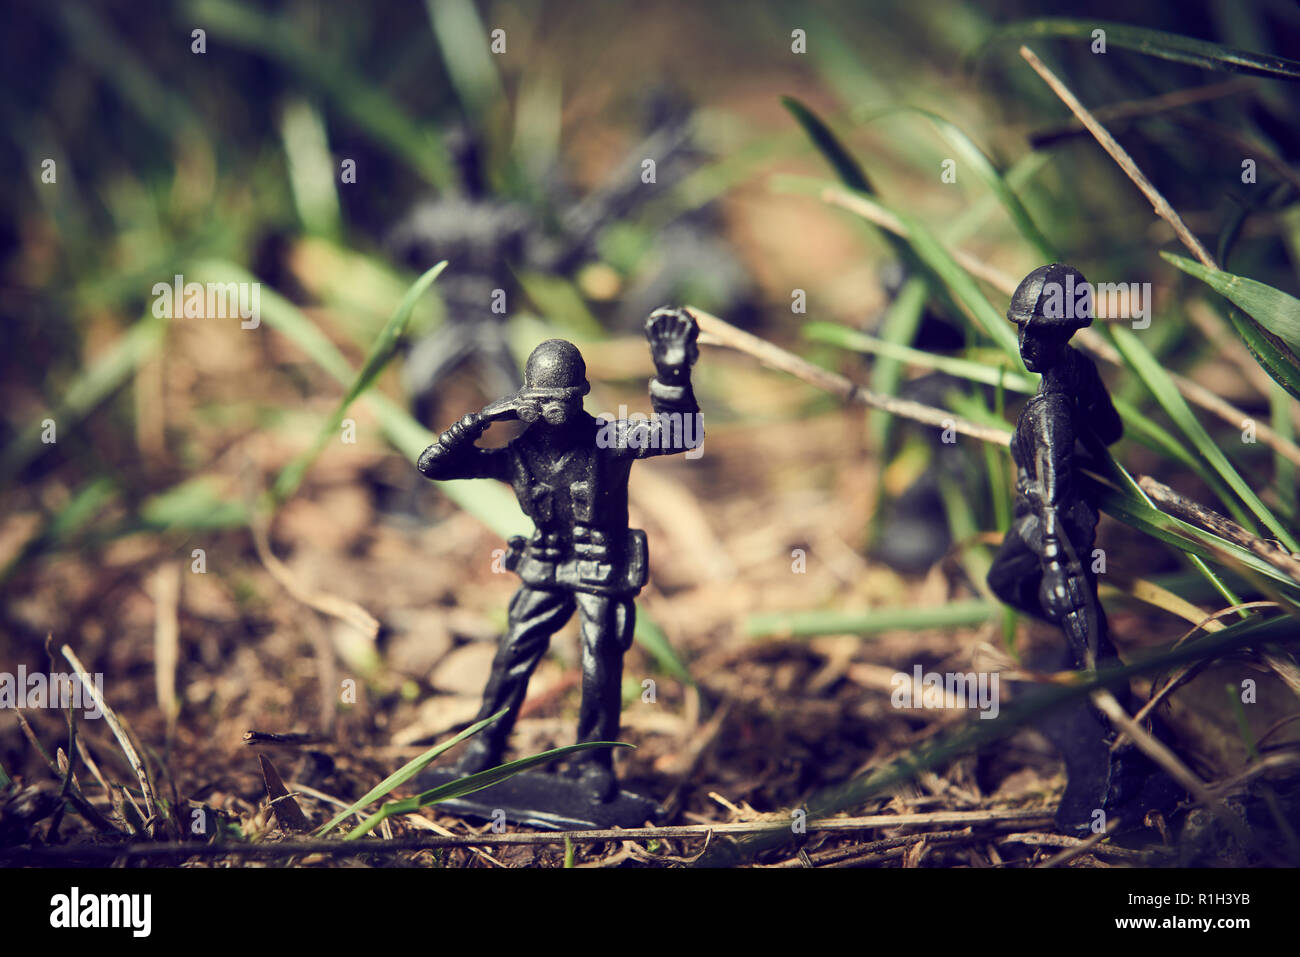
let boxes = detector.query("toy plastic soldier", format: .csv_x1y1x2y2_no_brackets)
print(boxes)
988,264,1179,833
988,263,1122,671
415,308,702,826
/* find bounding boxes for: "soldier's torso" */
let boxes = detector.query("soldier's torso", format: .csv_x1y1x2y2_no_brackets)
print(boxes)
502,416,645,595
1009,353,1100,554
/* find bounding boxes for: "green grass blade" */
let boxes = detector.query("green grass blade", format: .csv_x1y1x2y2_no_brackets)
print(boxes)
1083,475,1294,596
781,96,874,193
0,315,167,487
805,319,1265,595
857,106,1058,260
1162,253,1300,350
1162,253,1300,401
424,0,506,124
189,0,455,187
1085,450,1245,608
869,277,928,449
810,317,1257,511
776,177,1021,357
805,322,1034,391
748,600,998,638
280,99,343,239
271,261,447,502
187,260,529,539
633,614,694,686
314,709,507,836
984,18,1300,80
139,477,248,531
1108,324,1297,551
945,151,1052,248
344,741,633,839
781,97,917,269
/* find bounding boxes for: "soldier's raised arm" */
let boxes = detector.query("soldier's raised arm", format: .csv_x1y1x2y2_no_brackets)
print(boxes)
623,307,703,459
417,412,511,481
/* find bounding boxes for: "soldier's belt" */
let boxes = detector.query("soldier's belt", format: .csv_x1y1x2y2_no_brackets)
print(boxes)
503,530,648,595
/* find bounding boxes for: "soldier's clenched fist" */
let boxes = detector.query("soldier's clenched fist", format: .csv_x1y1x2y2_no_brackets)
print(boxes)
645,307,699,381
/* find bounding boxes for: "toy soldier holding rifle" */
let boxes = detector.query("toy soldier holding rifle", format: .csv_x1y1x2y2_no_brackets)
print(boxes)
988,264,1178,833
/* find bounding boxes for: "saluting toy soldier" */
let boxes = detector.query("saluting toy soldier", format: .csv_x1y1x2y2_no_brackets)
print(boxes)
417,308,702,817
988,264,1178,833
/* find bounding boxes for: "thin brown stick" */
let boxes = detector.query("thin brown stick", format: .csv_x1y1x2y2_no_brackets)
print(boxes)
1138,475,1300,582
818,186,1021,295
151,561,181,744
999,831,1156,863
1019,45,1217,270
61,644,158,831
0,808,1056,862
249,508,379,639
688,307,1013,446
1035,817,1118,868
1091,688,1261,853
1028,79,1255,148
13,711,120,834
766,827,989,868
1092,689,1210,802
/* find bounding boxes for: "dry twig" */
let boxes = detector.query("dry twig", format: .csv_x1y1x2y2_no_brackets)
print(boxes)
689,307,1013,446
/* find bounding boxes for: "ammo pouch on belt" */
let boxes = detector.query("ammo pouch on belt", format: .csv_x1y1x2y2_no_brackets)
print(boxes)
505,529,648,595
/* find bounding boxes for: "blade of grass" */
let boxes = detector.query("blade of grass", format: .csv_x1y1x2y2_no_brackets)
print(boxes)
424,0,506,125
774,176,1021,356
781,96,915,270
1083,476,1294,596
314,709,508,836
633,615,694,687
187,259,529,539
984,18,1300,80
804,322,1251,524
869,276,927,449
271,261,447,502
0,315,167,487
1108,323,1297,551
344,741,634,840
189,0,455,188
856,106,1058,260
748,599,998,639
1163,253,1300,404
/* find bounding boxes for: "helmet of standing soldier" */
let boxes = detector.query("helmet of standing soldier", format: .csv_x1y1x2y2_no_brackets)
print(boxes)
519,339,590,399
1007,264,1093,332
480,339,590,423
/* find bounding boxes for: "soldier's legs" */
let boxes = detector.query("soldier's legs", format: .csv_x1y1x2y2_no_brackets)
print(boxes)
1053,510,1120,669
989,522,1119,666
570,591,636,800
458,586,575,774
987,523,1045,618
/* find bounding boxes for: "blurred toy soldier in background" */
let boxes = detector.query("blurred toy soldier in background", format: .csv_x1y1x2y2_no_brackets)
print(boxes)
418,307,702,808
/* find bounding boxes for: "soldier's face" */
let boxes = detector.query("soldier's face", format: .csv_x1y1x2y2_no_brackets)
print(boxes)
1019,324,1067,373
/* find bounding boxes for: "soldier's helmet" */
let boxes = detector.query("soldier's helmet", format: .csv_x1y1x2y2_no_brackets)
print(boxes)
1007,264,1092,332
520,339,590,399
